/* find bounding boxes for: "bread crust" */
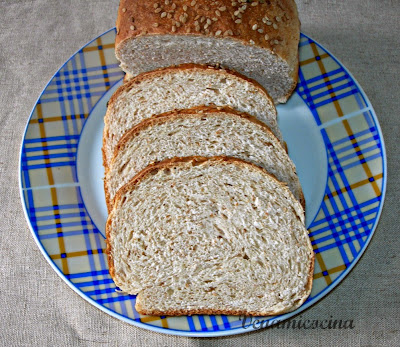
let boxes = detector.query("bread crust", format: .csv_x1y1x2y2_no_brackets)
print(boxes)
115,0,300,101
106,156,313,317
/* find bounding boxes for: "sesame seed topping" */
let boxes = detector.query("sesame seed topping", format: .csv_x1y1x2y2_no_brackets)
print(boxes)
200,16,205,23
276,16,281,22
249,39,255,45
258,28,264,33
204,5,210,11
155,7,162,13
212,17,218,21
153,3,159,9
215,10,221,16
130,25,135,30
266,21,272,26
204,23,209,29
165,0,170,4
172,3,176,9
153,23,159,27
235,19,242,24
191,0,196,6
234,10,240,16
122,7,126,13
175,21,181,27
273,23,278,29
274,39,279,44
251,1,258,6
232,2,237,6
182,16,187,23
172,25,176,32
252,24,258,30
161,12,167,18
195,25,200,32
215,30,222,36
183,4,188,11
219,6,226,11
167,13,172,18
206,18,212,25
186,28,191,33
264,33,269,40
241,5,247,11
204,28,210,34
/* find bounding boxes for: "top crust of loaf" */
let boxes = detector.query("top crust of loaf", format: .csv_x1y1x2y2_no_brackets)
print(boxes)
106,156,314,316
115,0,300,75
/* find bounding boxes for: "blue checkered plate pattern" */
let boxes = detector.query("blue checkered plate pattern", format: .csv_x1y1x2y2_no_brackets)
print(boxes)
19,28,386,337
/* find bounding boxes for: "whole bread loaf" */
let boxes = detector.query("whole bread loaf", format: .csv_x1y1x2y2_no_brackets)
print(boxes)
106,156,314,316
115,0,300,103
105,105,303,210
102,63,280,169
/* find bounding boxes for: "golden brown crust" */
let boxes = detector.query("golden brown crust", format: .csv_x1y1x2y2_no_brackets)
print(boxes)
116,0,300,69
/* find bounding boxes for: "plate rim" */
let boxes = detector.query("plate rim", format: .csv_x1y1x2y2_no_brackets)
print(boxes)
19,28,387,337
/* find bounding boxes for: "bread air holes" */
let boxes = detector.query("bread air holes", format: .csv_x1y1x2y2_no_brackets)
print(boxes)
205,87,220,95
117,160,130,174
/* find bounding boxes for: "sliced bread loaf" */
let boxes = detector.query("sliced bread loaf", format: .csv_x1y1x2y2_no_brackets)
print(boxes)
115,0,300,103
105,106,303,211
106,156,314,316
102,64,280,169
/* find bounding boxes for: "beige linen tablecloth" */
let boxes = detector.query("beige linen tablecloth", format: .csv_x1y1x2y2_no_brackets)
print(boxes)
0,1,399,346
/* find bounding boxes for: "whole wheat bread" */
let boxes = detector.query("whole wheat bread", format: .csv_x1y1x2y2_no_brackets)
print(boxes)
102,64,280,169
106,156,314,316
105,106,303,211
115,0,300,103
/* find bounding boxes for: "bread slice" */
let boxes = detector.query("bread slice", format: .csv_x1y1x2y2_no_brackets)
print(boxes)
115,0,300,103
106,156,314,316
105,106,304,211
102,64,280,170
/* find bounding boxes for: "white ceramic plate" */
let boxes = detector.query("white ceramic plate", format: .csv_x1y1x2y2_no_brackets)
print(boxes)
20,28,386,336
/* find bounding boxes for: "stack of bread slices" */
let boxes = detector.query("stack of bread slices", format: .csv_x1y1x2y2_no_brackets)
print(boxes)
104,0,314,317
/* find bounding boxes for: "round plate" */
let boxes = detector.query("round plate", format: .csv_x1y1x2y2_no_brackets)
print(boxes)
19,28,386,337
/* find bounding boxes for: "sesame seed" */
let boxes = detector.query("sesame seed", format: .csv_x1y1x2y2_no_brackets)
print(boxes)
161,12,167,18
215,10,221,16
204,23,209,29
172,3,176,9
204,6,210,11
182,16,187,23
235,19,242,24
276,16,281,22
165,0,170,4
273,23,278,29
212,17,218,21
186,28,191,33
194,20,199,25
153,23,159,27
234,10,240,16
262,17,268,23
183,5,188,11
219,6,226,11
206,18,212,25
195,25,200,32
204,28,210,34
223,30,230,36
122,7,126,13
194,14,200,20
232,2,237,6
153,3,159,9
249,39,255,45
191,0,196,6
274,39,279,44
130,25,135,30
264,33,269,40
175,21,181,27
251,1,258,6
155,8,162,13
258,28,264,33
167,13,172,18
215,30,222,36
172,25,176,32
252,24,258,30
200,16,205,23
266,21,272,25
241,5,247,11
